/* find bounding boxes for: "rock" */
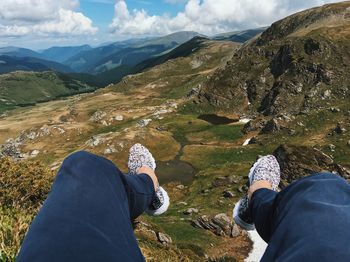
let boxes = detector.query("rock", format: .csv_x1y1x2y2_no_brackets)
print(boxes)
322,90,332,99
212,213,232,236
88,136,105,147
0,138,22,159
347,141,350,147
113,115,124,121
30,150,40,157
223,191,235,198
248,137,259,145
201,189,210,194
187,87,200,98
176,184,185,190
273,145,334,184
156,126,167,132
329,107,340,113
104,145,117,154
242,120,266,134
89,110,107,123
156,232,172,246
329,144,336,152
212,176,238,187
231,223,241,238
333,122,347,135
260,118,280,134
183,208,199,215
137,119,152,127
191,213,239,238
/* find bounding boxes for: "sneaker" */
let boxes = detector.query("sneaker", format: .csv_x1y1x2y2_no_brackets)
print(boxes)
233,155,280,230
128,143,169,216
128,143,156,175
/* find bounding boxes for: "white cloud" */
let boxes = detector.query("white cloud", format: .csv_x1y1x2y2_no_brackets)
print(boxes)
0,0,97,37
110,0,341,37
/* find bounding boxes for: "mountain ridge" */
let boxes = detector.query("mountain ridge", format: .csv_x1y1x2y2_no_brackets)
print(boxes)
198,1,350,116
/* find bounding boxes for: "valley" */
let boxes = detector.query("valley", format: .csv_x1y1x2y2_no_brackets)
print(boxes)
1,2,350,261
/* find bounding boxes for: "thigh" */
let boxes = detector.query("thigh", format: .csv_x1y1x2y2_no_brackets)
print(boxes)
17,151,145,262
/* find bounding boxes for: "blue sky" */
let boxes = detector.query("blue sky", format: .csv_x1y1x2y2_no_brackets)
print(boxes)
0,0,341,49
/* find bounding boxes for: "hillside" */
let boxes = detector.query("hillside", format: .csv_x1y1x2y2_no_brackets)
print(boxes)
40,45,92,63
0,55,74,74
0,46,42,59
212,28,267,43
198,1,350,116
0,71,96,113
64,31,201,74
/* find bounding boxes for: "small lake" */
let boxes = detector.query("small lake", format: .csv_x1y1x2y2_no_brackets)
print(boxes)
157,160,195,185
198,114,238,125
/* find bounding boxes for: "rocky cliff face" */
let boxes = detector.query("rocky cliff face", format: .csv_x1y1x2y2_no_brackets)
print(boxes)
198,2,350,116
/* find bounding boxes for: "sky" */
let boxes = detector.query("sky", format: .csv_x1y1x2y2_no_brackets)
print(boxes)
0,0,342,50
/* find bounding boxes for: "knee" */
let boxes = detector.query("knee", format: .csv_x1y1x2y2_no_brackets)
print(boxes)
65,150,95,162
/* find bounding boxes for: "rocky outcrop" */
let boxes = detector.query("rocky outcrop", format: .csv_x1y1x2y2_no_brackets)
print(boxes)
191,213,241,238
273,145,350,185
198,2,350,116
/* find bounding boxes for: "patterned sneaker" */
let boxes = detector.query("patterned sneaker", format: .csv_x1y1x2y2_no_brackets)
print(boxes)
233,155,280,230
128,143,169,216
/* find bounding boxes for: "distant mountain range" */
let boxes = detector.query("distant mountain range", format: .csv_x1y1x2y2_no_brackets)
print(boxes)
0,55,73,74
0,29,264,112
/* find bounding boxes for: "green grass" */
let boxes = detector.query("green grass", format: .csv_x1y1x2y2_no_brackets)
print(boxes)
0,71,96,113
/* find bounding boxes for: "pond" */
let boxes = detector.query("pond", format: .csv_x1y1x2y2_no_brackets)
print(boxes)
156,160,195,185
198,114,238,125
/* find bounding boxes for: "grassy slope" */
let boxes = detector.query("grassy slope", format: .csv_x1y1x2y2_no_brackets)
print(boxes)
0,71,96,114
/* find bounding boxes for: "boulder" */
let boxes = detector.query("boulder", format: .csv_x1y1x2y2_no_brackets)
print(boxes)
260,118,280,134
157,232,172,246
191,214,240,238
242,120,266,134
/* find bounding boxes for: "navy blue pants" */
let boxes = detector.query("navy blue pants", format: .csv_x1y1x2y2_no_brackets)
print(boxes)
17,151,155,262
251,173,350,261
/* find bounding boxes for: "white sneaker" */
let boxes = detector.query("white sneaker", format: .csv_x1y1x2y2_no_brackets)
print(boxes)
233,155,280,230
128,143,169,216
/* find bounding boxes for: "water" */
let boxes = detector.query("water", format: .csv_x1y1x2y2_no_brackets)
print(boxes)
156,160,195,185
198,114,238,125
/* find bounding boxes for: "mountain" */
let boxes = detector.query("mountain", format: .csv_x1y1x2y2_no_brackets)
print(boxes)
0,71,96,112
40,45,92,63
134,36,210,73
94,36,210,86
0,46,42,59
64,31,202,74
198,1,350,116
212,28,267,43
0,55,74,74
135,31,203,48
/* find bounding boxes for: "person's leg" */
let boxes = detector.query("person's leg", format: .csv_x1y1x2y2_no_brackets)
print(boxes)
17,151,154,262
249,188,278,242
250,173,350,261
